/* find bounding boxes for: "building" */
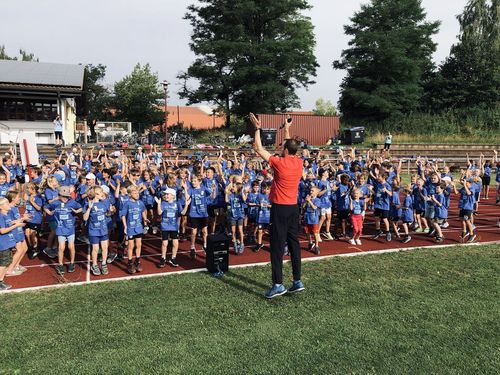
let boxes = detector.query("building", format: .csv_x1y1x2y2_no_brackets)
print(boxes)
0,60,84,145
161,105,225,129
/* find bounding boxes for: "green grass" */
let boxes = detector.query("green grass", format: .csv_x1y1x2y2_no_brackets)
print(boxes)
1,245,499,374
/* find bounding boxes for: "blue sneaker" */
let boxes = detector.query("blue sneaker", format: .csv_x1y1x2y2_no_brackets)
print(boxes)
288,280,305,294
265,284,287,299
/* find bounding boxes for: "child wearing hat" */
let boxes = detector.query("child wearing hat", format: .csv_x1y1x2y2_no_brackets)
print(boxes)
155,188,189,268
44,186,82,275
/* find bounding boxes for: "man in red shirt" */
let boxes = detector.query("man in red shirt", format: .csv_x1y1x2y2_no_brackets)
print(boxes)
250,113,305,298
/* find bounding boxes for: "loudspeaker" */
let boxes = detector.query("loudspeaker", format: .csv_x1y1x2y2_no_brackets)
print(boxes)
206,232,230,273
261,128,277,146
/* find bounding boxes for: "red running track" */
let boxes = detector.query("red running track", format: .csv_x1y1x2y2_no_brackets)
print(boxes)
4,196,500,293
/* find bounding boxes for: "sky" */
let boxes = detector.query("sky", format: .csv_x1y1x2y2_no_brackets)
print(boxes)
1,0,468,110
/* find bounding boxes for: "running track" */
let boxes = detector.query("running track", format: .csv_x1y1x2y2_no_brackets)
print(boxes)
3,196,499,293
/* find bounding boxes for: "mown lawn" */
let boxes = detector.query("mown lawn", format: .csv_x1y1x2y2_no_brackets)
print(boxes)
1,245,499,374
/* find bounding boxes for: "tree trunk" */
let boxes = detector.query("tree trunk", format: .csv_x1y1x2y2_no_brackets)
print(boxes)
225,96,231,127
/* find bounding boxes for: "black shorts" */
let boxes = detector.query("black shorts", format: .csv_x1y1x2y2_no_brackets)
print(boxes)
0,248,13,267
145,204,154,211
415,209,425,216
207,205,225,218
190,217,208,229
459,209,473,220
161,231,179,241
25,222,42,232
258,223,270,230
247,216,256,224
374,208,390,219
54,131,63,140
390,216,401,222
482,176,491,186
127,233,143,240
337,210,349,220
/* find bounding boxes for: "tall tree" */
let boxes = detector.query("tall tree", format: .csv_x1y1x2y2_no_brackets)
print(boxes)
81,64,113,121
114,63,164,132
333,0,439,122
312,98,337,116
179,0,318,126
424,0,499,111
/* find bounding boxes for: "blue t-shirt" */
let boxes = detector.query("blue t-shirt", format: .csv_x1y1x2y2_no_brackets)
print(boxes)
47,200,82,236
390,190,402,218
227,193,245,221
336,184,350,211
0,212,17,250
188,187,211,218
160,200,182,231
304,197,321,225
351,199,364,215
458,187,475,211
412,186,426,211
85,200,111,237
140,180,155,207
257,193,271,224
434,193,448,219
25,195,43,225
317,180,332,209
246,192,259,219
373,182,391,211
121,199,146,236
9,206,25,242
402,195,414,223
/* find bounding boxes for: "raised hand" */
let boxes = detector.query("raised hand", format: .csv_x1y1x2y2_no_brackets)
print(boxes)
249,113,261,129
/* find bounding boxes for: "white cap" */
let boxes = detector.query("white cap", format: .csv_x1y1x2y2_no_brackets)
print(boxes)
70,162,79,167
163,188,176,196
442,176,452,182
85,173,96,180
101,185,110,195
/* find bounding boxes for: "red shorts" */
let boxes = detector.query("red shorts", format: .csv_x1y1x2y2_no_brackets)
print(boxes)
304,223,319,234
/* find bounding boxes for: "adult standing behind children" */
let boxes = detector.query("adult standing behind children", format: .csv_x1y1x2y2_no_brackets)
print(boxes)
250,113,305,299
54,115,63,146
384,132,393,151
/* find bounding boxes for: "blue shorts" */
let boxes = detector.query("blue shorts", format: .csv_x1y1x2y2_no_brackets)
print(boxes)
89,234,109,245
58,234,75,243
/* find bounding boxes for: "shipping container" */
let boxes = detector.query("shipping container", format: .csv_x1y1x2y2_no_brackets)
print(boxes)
248,114,340,147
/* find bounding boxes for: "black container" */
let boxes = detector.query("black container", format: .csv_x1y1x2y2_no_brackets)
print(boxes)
343,126,365,144
206,232,230,273
261,128,277,146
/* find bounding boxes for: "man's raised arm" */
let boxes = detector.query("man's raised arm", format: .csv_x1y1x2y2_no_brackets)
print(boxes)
250,113,271,162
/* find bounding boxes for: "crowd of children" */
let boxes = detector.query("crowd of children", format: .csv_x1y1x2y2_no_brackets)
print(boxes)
0,145,498,290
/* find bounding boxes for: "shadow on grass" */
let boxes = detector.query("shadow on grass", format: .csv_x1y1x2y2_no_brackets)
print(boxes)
210,271,267,299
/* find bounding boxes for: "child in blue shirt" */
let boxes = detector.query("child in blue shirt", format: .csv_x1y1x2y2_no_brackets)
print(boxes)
245,181,260,246
400,188,414,244
317,169,334,240
24,183,44,259
225,182,248,254
372,173,393,242
155,188,189,268
5,190,30,277
0,197,24,290
303,186,322,255
254,182,271,252
121,186,148,274
336,174,351,238
45,186,82,276
457,177,477,242
430,182,447,242
389,181,403,239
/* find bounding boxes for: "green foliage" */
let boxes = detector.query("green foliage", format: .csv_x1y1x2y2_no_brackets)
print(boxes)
82,64,113,122
423,0,499,112
333,0,440,122
0,45,39,61
0,245,498,374
114,63,164,132
312,97,337,116
179,0,318,126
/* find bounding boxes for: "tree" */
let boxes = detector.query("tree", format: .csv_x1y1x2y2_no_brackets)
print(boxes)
0,45,39,61
80,64,113,121
114,63,164,132
424,0,499,111
333,0,440,122
178,0,318,126
312,98,338,116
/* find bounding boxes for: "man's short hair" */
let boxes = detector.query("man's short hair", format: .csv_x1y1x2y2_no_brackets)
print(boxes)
283,139,298,155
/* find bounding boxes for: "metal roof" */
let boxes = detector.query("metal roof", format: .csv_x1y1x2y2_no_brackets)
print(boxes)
0,60,84,89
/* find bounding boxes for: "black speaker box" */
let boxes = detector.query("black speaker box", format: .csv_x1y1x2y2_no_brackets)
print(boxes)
206,232,230,273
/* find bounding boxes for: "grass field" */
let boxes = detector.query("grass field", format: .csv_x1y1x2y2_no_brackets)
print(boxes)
1,245,499,374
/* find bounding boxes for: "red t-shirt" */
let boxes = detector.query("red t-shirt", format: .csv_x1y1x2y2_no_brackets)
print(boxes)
269,155,302,205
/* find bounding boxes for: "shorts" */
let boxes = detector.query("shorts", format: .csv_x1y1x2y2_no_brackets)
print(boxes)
321,207,332,216
415,209,425,216
145,204,154,211
190,217,208,229
127,233,143,240
247,216,256,224
424,206,435,219
390,216,401,222
89,234,109,245
54,131,63,140
432,217,445,224
229,218,244,227
208,205,225,218
161,231,179,241
374,208,390,219
482,175,491,186
337,210,349,220
25,222,42,232
304,223,319,234
459,209,473,220
258,223,270,230
0,249,13,267
58,234,75,243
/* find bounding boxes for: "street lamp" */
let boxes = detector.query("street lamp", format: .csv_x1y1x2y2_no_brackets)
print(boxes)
161,80,169,148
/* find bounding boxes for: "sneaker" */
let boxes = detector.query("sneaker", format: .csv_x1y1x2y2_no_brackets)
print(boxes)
169,257,179,267
254,243,264,252
159,257,166,268
386,232,392,242
6,268,23,276
459,233,467,243
68,263,75,273
440,222,449,229
402,236,411,244
202,244,207,253
264,284,287,299
0,281,12,290
116,252,124,261
91,264,101,276
28,248,40,259
101,263,109,275
233,241,238,254
135,260,143,272
43,247,58,259
467,234,477,243
15,265,27,273
415,227,423,233
152,226,159,235
428,229,436,237
314,245,320,255
239,242,245,254
288,280,305,294
107,252,118,264
190,248,196,259
56,264,65,276
127,261,136,274
435,236,444,243
423,228,430,233
283,244,289,256
355,239,362,245
372,231,383,239
308,242,314,251
349,239,356,245
326,232,334,241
